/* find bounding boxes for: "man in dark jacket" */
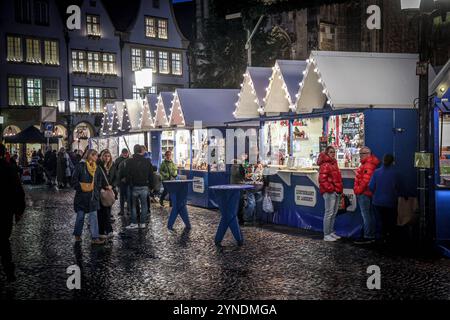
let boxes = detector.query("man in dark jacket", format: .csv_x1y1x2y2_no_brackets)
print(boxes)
0,144,26,282
124,145,154,229
114,148,131,215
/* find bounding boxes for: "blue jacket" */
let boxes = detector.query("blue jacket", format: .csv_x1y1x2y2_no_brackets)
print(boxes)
72,160,106,213
369,165,400,208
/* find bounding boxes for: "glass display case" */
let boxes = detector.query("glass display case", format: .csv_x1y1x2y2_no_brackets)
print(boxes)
161,130,175,155
208,132,226,172
175,130,190,169
291,117,323,168
327,113,365,168
192,128,208,171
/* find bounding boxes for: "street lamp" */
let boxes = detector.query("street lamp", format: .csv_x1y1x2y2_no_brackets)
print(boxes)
134,68,153,99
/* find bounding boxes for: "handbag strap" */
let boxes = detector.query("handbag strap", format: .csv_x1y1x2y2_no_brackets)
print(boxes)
99,166,110,186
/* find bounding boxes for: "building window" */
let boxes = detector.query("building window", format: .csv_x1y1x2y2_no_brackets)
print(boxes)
8,77,24,106
171,52,182,75
44,40,59,65
158,19,168,39
152,0,160,9
132,85,140,100
74,87,116,112
131,48,142,71
145,50,156,72
44,79,59,107
72,51,86,72
149,85,157,94
26,38,41,63
15,0,32,23
7,36,23,62
159,51,169,74
34,0,49,25
102,53,116,75
145,17,156,38
26,78,42,106
73,87,87,112
87,52,101,74
89,88,101,112
86,14,101,37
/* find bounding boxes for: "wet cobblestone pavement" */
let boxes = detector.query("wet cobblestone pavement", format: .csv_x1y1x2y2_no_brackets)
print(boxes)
1,186,450,300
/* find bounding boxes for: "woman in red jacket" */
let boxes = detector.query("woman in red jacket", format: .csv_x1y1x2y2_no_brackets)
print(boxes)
353,146,380,244
318,146,343,241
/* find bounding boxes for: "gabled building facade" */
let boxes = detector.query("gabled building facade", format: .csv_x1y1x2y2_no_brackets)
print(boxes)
0,0,190,152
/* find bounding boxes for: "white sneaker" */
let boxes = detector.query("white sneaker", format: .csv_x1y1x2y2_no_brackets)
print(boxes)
324,235,338,242
139,223,146,228
125,223,139,230
330,232,341,240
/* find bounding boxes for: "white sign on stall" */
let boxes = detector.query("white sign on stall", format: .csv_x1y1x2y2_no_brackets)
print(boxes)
178,175,187,180
343,188,357,212
295,185,317,207
268,182,284,202
193,177,205,193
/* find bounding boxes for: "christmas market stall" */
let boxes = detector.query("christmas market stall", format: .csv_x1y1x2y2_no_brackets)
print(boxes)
168,88,240,208
252,51,434,238
430,58,450,256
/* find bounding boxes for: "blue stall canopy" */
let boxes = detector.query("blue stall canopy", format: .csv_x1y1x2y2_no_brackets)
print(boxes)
296,51,437,113
169,88,240,128
234,67,272,118
154,92,174,127
263,60,307,114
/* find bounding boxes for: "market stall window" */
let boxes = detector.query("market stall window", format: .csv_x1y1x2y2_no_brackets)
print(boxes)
326,113,364,168
161,130,174,155
291,117,323,168
192,129,208,171
439,113,450,186
175,130,190,169
208,132,226,172
262,120,289,166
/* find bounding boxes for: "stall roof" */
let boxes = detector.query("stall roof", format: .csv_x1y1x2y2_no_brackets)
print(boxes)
170,89,240,128
429,58,450,99
101,103,115,135
154,92,174,127
263,60,307,114
124,99,144,132
4,126,58,144
296,51,437,113
234,67,272,119
146,93,158,119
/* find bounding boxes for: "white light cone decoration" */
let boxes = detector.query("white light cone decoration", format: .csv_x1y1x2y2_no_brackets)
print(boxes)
140,99,154,129
124,99,142,131
168,92,186,127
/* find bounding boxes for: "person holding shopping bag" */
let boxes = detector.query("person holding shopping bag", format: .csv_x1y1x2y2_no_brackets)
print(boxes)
317,146,343,242
72,149,107,245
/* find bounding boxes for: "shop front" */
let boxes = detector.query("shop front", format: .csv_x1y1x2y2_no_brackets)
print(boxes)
169,88,240,208
238,51,432,238
430,59,450,256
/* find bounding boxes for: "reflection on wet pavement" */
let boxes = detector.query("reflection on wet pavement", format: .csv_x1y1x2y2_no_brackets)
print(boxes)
1,185,450,300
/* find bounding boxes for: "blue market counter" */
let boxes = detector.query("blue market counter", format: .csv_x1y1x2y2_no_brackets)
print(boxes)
178,169,230,208
436,186,450,257
263,168,364,238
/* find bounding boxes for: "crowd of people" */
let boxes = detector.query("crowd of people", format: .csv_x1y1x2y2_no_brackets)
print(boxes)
71,145,173,245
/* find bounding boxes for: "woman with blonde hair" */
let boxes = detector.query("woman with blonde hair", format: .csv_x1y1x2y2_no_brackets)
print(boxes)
97,149,117,239
71,149,107,245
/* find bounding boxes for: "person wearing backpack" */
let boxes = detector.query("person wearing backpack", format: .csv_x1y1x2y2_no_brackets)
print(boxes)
353,146,380,244
159,150,178,207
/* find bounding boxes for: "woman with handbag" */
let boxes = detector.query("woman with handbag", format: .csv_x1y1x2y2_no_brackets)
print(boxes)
71,149,106,245
317,146,343,242
97,149,117,240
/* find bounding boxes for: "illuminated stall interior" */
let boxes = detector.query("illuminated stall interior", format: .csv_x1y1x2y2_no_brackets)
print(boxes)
169,88,239,172
291,117,324,167
155,92,176,158
439,114,450,184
